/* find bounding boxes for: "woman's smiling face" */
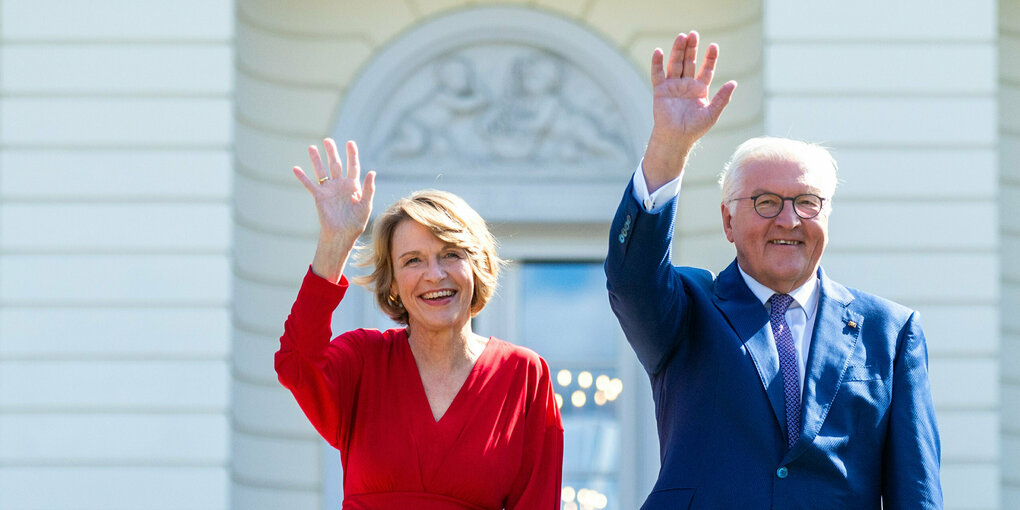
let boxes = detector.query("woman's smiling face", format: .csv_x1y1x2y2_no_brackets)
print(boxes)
390,219,476,335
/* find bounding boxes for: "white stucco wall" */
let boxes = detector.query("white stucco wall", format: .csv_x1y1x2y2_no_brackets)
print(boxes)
0,1,234,508
1001,2,1020,508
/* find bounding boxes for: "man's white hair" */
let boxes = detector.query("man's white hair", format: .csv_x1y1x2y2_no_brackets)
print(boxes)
718,136,839,212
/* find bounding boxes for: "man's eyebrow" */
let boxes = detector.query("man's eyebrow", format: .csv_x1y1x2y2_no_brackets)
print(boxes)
747,188,823,196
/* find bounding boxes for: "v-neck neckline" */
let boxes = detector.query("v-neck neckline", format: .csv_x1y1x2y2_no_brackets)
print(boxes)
402,330,497,425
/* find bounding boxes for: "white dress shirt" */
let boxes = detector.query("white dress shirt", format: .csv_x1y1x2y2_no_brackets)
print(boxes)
630,163,821,394
737,266,819,394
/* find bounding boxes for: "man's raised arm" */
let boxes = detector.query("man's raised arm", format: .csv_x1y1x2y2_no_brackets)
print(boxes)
605,31,737,375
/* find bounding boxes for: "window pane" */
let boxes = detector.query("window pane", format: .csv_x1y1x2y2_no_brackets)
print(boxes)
520,263,618,360
521,262,623,510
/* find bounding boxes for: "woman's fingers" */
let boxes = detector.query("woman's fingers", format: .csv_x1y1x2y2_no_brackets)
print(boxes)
308,144,328,182
346,141,361,182
361,170,376,205
292,166,317,194
299,139,369,200
324,138,343,180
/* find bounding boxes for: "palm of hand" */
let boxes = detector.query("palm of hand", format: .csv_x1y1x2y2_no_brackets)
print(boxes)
316,177,371,237
653,78,716,141
639,33,735,187
293,139,376,244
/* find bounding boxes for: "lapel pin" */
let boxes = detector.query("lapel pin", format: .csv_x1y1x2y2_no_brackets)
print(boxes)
847,320,857,329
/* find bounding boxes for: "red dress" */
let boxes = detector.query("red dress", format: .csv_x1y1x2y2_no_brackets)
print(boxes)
276,269,564,509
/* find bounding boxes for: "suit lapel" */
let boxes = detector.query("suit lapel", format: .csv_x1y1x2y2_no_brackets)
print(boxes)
785,268,861,462
712,261,786,434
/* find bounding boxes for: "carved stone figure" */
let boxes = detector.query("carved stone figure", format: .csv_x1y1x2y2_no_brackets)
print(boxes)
382,56,491,162
370,47,633,175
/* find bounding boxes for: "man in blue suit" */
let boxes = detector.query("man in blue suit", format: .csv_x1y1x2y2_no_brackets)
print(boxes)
605,31,942,509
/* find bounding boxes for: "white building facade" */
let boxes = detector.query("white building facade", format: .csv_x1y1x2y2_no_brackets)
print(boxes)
0,1,1015,509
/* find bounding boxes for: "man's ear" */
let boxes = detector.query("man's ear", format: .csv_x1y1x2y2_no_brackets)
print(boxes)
721,202,735,243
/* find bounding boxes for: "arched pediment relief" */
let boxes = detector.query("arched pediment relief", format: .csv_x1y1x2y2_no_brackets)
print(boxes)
334,7,651,188
367,47,633,175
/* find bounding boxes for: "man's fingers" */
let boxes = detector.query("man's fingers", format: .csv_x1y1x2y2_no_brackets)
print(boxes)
346,140,361,182
650,48,666,87
708,80,738,121
681,31,699,79
324,138,343,179
696,43,720,86
665,33,686,79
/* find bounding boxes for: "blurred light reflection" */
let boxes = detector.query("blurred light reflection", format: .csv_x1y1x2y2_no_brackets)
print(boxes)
571,390,586,407
577,371,593,389
561,486,576,502
563,487,609,510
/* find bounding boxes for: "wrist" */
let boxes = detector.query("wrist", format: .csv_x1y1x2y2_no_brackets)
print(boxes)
642,146,690,191
318,229,360,251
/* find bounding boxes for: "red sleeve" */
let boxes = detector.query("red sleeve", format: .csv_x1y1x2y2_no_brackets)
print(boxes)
506,356,564,510
274,267,364,450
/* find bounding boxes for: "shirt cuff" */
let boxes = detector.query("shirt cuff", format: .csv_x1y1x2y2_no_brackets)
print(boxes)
631,159,682,213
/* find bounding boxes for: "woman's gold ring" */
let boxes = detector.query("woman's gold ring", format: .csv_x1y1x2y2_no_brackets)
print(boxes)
318,176,330,184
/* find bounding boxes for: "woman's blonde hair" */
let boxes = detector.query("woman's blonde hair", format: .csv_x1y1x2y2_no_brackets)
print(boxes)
354,190,504,325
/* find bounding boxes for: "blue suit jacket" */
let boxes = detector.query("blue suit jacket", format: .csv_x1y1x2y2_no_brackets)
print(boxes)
605,183,942,509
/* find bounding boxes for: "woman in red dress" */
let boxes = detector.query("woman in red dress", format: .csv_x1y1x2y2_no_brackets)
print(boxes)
275,138,564,509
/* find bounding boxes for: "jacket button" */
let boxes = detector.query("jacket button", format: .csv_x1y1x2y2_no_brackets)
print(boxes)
618,233,626,244
776,466,788,479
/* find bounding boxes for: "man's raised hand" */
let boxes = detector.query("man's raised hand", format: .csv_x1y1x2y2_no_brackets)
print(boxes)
643,31,737,191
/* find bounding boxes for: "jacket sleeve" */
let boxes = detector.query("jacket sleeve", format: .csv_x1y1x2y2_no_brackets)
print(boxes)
506,356,564,510
604,179,689,375
274,268,365,450
881,311,943,509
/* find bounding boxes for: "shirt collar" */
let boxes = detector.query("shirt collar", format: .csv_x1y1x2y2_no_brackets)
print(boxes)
736,264,820,320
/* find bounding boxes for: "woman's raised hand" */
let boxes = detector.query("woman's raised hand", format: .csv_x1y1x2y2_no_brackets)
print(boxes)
294,138,376,244
293,138,376,282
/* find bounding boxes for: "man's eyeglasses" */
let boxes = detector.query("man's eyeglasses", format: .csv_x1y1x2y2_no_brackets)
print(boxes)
729,193,827,219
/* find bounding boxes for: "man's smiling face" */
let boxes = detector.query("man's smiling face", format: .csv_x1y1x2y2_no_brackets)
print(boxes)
721,157,832,294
